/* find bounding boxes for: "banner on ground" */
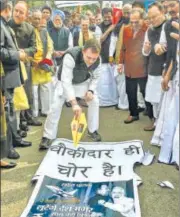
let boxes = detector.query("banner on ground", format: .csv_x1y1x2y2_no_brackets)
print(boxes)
32,139,144,182
21,139,144,217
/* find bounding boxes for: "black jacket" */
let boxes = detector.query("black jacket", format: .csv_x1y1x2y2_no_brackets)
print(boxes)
164,19,178,79
0,16,23,89
147,22,167,76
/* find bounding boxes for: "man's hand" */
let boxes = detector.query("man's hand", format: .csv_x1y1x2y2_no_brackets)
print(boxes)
58,51,65,56
53,51,59,57
108,24,116,32
117,64,124,74
19,50,27,61
85,91,94,102
53,51,65,57
72,104,82,119
144,41,151,54
170,21,180,41
31,60,39,68
161,75,170,91
154,43,167,56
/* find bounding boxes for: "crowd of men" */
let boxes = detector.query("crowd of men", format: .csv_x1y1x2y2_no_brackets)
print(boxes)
0,0,179,170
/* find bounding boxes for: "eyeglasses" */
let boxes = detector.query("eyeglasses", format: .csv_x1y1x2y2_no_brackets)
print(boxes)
123,12,131,15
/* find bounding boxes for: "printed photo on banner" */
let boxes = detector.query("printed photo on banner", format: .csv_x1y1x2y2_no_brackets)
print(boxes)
21,175,140,217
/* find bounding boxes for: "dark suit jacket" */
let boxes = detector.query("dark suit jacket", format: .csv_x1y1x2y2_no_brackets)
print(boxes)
0,16,23,89
9,19,36,57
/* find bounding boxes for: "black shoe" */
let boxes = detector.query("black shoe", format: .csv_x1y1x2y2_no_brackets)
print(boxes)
143,109,148,116
137,107,145,113
14,140,32,148
17,130,27,138
27,118,42,126
88,131,102,142
40,113,47,117
0,161,17,169
20,123,29,131
124,116,139,124
20,113,27,122
7,149,20,159
39,137,52,150
65,102,72,107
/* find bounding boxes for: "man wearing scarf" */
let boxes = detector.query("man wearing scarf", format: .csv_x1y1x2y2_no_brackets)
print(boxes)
31,10,54,118
1,0,32,159
9,1,42,128
97,8,118,107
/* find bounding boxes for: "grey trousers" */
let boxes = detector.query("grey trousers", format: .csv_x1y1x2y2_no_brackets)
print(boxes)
5,88,22,145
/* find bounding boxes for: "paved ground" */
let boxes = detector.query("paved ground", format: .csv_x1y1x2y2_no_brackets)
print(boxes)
1,107,179,217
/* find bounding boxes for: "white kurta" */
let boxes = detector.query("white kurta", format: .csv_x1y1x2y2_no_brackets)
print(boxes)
97,33,118,107
158,80,179,164
111,33,129,110
115,68,129,110
97,64,118,106
150,85,174,146
145,75,162,104
94,25,102,42
145,75,163,118
158,43,179,164
172,122,179,166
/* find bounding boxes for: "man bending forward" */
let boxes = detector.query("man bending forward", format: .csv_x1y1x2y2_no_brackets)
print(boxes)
39,39,102,149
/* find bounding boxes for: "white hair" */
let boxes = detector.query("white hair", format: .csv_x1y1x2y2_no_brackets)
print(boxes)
123,3,132,11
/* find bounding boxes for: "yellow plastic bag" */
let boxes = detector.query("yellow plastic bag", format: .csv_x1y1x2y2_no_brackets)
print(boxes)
0,91,7,140
71,113,87,147
0,61,4,77
13,85,29,111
